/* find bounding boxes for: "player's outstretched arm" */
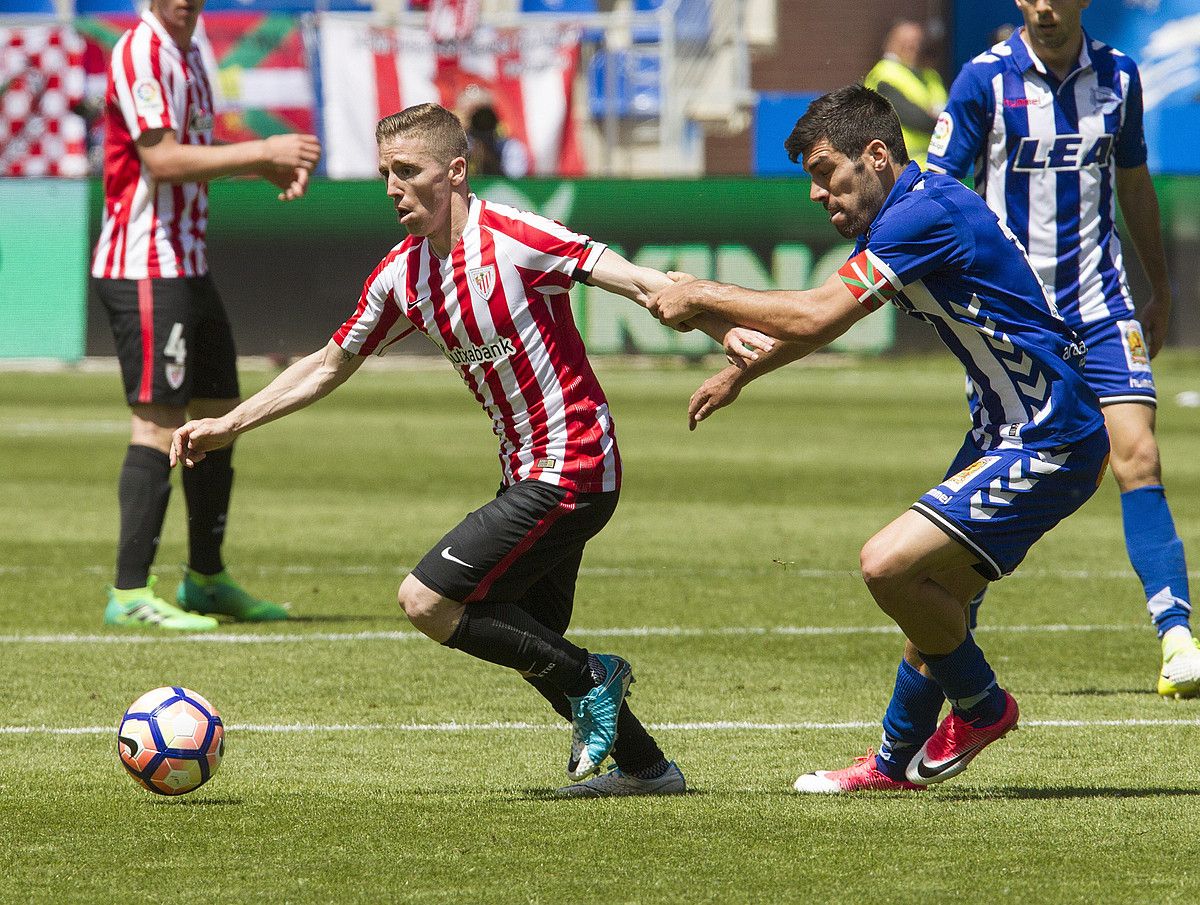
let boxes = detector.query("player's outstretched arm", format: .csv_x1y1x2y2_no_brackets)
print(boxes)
648,268,869,346
586,248,778,358
586,246,672,308
171,341,364,468
1116,164,1173,357
137,130,322,202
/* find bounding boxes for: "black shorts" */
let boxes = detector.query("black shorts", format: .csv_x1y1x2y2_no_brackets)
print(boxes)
412,481,619,632
96,274,240,407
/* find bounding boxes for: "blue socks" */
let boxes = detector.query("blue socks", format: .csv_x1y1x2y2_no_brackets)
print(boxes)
876,659,945,779
1122,485,1192,638
921,634,1005,725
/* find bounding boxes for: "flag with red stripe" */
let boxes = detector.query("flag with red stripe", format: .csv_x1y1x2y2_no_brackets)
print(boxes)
317,16,583,179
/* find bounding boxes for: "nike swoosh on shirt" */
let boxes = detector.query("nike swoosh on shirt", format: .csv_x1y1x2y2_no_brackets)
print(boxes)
914,743,983,780
440,547,476,569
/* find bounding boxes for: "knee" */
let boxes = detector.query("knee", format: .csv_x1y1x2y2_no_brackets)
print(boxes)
859,539,915,615
860,537,905,589
397,575,461,642
397,575,434,624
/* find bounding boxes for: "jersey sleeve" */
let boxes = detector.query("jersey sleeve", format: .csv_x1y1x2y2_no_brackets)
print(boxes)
839,194,968,309
111,32,180,140
925,65,992,179
480,203,608,288
333,250,417,357
1115,60,1148,169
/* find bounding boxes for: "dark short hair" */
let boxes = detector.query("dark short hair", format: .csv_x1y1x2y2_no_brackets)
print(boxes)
784,85,909,166
376,103,469,165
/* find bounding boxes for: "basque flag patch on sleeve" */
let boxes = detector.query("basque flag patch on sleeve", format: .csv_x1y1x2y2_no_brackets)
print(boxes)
838,250,900,312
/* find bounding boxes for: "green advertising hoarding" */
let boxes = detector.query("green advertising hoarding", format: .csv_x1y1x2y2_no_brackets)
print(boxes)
142,176,891,357
80,174,1200,358
1,179,90,361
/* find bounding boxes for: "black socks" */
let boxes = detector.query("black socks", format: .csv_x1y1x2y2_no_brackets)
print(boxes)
523,674,667,775
444,602,595,695
115,445,172,589
182,446,233,575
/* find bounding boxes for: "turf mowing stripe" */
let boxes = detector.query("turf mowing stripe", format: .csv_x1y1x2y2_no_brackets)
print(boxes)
5,718,1200,736
0,623,1145,644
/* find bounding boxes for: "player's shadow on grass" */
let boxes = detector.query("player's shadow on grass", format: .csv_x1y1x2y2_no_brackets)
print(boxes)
936,786,1200,801
516,788,704,801
278,614,395,625
1059,687,1161,697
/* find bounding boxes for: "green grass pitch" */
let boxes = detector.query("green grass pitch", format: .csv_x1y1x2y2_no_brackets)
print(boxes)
2,353,1199,903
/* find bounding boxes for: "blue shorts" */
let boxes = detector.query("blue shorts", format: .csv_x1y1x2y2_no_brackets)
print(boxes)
1077,317,1156,406
911,428,1110,580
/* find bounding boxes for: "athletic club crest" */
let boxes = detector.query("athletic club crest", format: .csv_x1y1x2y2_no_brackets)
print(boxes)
467,265,496,301
165,364,186,390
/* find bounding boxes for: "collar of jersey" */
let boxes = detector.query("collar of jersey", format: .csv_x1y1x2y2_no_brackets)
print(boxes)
861,161,922,246
1007,27,1093,82
142,9,187,59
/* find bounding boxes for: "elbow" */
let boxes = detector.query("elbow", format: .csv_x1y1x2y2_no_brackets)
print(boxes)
140,156,179,183
140,159,167,182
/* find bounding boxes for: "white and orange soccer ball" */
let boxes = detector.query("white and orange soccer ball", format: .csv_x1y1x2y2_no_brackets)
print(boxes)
117,686,224,796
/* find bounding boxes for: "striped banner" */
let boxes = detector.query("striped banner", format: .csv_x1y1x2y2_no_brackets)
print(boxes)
317,15,583,179
77,12,315,144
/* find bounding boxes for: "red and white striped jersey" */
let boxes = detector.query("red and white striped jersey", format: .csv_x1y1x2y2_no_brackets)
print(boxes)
334,195,620,493
92,11,215,280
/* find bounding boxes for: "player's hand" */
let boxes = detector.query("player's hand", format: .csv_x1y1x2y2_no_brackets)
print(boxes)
647,279,705,328
724,326,775,367
270,165,311,202
688,366,743,431
261,133,322,171
170,418,236,468
1139,290,1172,358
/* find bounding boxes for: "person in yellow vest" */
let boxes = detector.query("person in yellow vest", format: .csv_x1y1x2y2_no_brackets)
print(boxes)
864,20,948,168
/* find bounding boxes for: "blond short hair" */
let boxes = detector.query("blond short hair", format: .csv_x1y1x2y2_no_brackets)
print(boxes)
375,103,469,166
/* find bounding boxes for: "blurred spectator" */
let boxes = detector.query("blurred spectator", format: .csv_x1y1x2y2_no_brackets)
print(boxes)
460,91,530,178
864,20,947,168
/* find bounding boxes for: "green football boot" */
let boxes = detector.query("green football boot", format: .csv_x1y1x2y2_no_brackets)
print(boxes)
104,577,219,631
1158,633,1200,699
177,568,289,622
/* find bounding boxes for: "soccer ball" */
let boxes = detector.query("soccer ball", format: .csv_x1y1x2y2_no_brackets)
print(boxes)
117,686,225,796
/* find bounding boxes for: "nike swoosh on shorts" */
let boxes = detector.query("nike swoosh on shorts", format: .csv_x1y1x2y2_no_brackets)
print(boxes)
440,547,476,569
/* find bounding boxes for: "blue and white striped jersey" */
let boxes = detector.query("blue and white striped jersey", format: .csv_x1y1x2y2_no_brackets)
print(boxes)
926,30,1147,330
843,163,1104,452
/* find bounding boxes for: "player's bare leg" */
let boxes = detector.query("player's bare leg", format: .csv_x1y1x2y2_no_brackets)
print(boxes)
1104,401,1199,696
860,512,1018,784
105,405,218,631
858,511,982,654
796,513,1016,792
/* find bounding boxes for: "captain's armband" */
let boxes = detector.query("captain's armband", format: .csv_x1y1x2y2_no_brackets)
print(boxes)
838,251,901,313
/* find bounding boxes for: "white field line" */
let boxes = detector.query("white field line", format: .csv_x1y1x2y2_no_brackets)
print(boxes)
0,623,1146,645
4,718,1200,736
